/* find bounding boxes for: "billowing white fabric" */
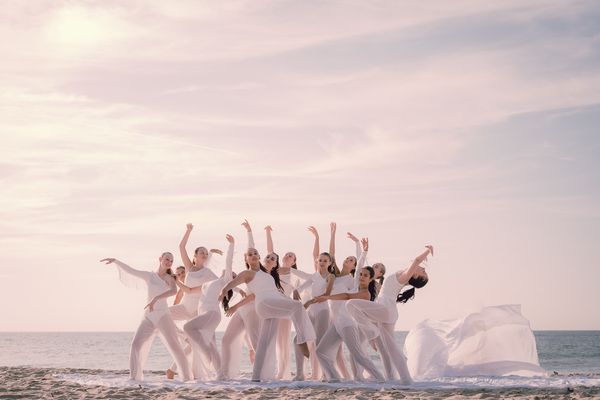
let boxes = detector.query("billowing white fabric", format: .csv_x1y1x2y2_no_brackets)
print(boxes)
405,304,546,379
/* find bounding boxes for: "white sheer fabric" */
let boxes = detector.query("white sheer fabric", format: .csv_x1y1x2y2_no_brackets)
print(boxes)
404,304,546,379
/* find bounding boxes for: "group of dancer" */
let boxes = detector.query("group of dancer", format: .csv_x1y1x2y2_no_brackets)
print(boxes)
100,220,433,383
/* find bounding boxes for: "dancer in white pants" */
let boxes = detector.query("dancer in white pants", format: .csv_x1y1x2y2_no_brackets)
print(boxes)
289,224,337,380
314,263,385,383
176,234,237,378
218,220,260,380
100,254,192,381
346,245,434,384
167,224,219,379
220,245,316,382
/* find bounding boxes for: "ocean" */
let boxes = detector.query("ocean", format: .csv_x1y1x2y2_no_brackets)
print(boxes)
1,331,599,399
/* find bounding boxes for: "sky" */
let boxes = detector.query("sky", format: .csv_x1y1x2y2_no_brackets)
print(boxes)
1,0,599,332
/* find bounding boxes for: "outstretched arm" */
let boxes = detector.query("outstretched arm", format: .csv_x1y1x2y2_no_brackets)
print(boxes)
179,224,194,269
225,293,256,317
219,270,252,301
265,225,274,253
315,290,370,302
329,222,337,258
101,258,149,281
398,246,433,284
308,226,320,272
242,219,255,249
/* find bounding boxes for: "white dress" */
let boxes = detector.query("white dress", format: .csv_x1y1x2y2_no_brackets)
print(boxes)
404,304,546,379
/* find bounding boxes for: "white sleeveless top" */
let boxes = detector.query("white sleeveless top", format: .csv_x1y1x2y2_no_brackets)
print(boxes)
328,274,356,331
144,272,173,325
246,270,280,299
377,272,406,307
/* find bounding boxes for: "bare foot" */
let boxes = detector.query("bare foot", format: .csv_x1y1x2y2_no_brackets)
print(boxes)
166,369,176,379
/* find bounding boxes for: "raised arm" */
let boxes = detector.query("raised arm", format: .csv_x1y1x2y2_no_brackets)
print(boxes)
308,226,320,271
224,234,235,281
265,225,274,253
179,224,194,269
398,245,433,284
355,238,369,287
347,232,361,258
242,219,255,249
329,222,337,258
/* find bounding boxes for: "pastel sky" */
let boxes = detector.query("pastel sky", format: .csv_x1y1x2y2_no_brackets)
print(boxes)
1,1,599,332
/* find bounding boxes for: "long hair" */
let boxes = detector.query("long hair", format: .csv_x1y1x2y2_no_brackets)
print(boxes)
396,275,429,303
222,289,234,311
261,253,284,292
349,256,358,277
321,252,340,276
363,266,377,301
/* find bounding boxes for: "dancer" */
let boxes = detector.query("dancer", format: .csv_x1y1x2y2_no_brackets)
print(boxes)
313,260,385,383
99,253,192,381
346,245,434,384
289,224,337,380
218,220,261,380
167,224,219,379
219,239,316,382
265,225,297,380
175,234,236,378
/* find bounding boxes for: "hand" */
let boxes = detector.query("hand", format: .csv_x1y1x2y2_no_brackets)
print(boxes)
186,223,193,231
144,298,157,312
210,248,223,255
346,232,359,242
100,258,115,264
426,245,434,256
330,222,337,233
218,290,226,302
238,289,247,298
314,295,328,303
241,219,252,232
293,290,301,301
361,237,369,252
226,234,234,244
225,304,238,317
264,225,273,233
307,226,319,237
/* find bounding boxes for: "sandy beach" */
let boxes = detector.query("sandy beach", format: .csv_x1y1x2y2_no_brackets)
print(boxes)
2,366,599,400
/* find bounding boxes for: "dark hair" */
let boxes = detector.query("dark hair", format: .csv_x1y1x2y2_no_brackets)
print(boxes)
222,289,234,312
166,268,173,276
320,252,340,276
261,253,284,292
374,262,386,286
362,266,377,301
396,275,429,303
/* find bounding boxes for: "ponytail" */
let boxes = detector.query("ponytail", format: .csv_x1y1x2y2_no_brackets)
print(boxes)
222,289,234,311
396,275,428,303
367,280,377,301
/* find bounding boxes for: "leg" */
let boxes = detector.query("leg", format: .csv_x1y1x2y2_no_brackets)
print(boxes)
335,344,351,379
380,322,412,384
276,318,292,379
252,318,279,381
220,313,245,379
341,326,384,382
375,335,396,380
309,308,330,379
129,318,157,381
156,316,193,381
316,325,343,381
184,311,222,376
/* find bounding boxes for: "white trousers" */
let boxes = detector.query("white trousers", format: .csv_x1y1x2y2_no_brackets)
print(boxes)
220,304,260,379
183,310,221,378
316,324,384,382
130,315,192,381
346,299,412,384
